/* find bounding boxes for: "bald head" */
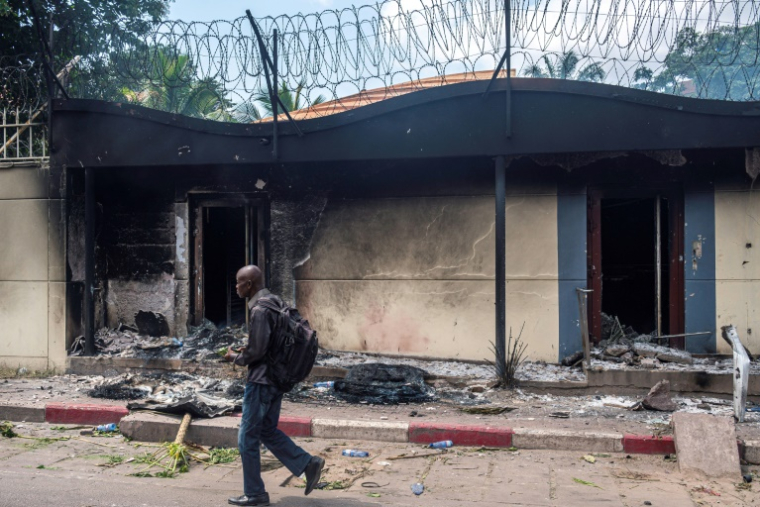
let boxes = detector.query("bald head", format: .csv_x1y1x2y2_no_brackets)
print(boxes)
235,265,263,299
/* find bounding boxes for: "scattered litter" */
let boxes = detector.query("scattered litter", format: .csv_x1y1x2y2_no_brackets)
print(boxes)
573,478,602,489
736,482,752,492
582,455,596,464
459,405,516,415
411,483,424,495
367,492,381,498
428,440,453,449
388,452,440,461
549,412,570,419
377,461,391,467
692,486,720,496
342,449,369,458
744,473,754,483
361,482,389,488
313,381,334,388
128,392,236,418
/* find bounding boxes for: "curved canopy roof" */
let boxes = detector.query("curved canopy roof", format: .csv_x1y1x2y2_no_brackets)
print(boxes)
52,78,760,168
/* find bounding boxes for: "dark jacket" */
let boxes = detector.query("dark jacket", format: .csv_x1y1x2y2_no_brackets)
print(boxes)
233,288,282,384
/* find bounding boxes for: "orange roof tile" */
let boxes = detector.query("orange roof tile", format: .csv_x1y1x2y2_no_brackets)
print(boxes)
257,69,514,122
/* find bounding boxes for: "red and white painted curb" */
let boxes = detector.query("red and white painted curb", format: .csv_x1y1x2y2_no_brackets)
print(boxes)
1,401,756,462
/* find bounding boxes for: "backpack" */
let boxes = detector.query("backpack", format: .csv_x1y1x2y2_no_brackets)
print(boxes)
256,296,319,393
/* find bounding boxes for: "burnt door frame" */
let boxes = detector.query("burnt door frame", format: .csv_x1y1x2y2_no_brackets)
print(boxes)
586,186,685,346
190,193,269,326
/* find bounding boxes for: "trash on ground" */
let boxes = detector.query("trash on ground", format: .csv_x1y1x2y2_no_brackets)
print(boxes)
95,423,118,433
582,455,596,464
313,381,334,388
411,482,424,495
428,440,453,449
334,364,435,405
692,486,720,496
459,405,516,415
128,392,236,418
342,449,369,457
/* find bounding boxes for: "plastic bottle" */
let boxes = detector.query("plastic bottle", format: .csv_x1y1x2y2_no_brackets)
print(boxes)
428,440,453,449
342,449,369,458
96,423,118,433
313,381,335,388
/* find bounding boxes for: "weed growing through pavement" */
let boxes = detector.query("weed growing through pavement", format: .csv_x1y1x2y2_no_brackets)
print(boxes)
488,323,527,388
0,367,57,379
1,421,17,438
208,448,239,464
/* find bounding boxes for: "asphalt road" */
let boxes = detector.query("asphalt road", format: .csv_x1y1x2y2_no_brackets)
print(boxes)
0,422,756,506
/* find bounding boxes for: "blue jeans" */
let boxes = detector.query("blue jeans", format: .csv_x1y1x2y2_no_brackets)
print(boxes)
238,382,311,496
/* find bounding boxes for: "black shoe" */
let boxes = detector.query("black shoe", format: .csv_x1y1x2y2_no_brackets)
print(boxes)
228,493,270,506
303,456,325,496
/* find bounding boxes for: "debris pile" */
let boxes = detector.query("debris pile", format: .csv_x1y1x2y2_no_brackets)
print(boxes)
73,320,248,362
85,372,244,417
334,364,435,404
591,312,694,368
635,379,678,412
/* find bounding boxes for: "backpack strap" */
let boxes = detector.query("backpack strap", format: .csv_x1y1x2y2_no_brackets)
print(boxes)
256,297,285,313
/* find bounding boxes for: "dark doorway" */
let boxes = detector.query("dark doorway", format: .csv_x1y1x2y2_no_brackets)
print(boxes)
588,189,684,346
191,196,268,328
202,207,247,327
600,198,670,335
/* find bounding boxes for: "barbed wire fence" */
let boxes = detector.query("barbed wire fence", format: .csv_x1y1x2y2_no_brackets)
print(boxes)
4,0,760,124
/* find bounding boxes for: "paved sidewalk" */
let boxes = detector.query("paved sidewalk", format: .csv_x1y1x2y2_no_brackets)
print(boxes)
2,422,757,507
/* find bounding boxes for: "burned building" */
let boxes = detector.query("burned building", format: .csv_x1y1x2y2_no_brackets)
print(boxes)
1,76,759,370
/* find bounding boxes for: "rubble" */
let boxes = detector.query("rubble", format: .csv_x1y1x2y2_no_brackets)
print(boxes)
334,364,435,405
641,380,677,412
80,320,248,362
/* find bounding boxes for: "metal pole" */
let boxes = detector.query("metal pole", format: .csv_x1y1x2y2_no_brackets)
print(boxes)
495,156,507,378
576,288,593,369
84,167,95,356
272,29,278,160
505,0,512,138
655,195,662,339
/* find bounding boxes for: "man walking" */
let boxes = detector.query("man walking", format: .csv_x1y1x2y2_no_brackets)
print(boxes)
225,264,324,506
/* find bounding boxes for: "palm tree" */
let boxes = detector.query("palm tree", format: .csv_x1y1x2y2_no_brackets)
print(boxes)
120,47,233,121
523,51,606,82
253,80,326,118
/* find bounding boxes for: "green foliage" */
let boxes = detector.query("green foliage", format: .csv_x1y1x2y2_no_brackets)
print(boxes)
104,454,124,465
251,80,326,119
634,23,760,100
1,421,17,438
0,0,171,63
119,46,234,120
208,447,239,464
522,51,606,82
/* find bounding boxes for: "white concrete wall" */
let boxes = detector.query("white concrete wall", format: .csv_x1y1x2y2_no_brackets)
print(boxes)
715,182,760,355
295,187,560,362
0,166,67,371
